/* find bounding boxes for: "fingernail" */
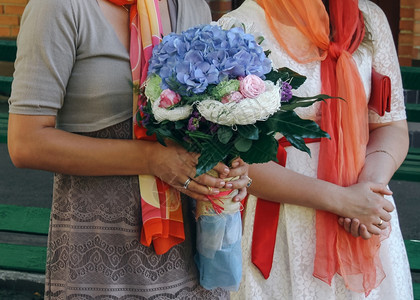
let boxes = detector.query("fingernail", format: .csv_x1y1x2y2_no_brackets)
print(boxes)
224,167,230,174
231,161,239,168
212,189,220,194
226,183,233,188
219,181,225,187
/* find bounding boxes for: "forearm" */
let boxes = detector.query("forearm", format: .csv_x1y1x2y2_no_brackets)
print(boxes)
359,120,409,185
248,161,344,215
8,114,157,176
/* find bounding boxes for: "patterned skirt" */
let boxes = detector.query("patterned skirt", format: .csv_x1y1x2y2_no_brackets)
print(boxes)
44,119,229,299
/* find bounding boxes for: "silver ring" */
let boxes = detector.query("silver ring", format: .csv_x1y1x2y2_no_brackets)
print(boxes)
246,176,253,188
377,219,383,227
183,178,192,190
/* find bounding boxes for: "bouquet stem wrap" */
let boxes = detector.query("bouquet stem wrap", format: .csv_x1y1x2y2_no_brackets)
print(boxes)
194,170,242,291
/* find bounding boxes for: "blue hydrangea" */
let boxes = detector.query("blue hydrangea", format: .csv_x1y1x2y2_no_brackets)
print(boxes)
148,24,272,96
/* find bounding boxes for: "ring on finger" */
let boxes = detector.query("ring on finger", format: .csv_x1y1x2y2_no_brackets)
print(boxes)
183,178,192,190
376,219,383,227
246,176,253,188
207,186,213,193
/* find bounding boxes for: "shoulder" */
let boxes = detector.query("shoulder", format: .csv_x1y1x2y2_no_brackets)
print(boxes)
21,0,79,30
23,0,75,15
178,0,211,15
359,0,389,27
22,0,97,24
218,0,264,31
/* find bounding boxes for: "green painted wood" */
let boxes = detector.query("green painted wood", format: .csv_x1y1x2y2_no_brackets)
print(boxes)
0,40,17,62
414,282,420,300
0,75,13,97
0,243,46,273
0,205,50,235
393,167,420,182
401,66,420,90
406,103,420,123
0,112,7,143
393,148,420,182
405,240,420,272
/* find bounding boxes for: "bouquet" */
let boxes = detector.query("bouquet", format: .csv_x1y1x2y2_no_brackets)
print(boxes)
137,24,330,290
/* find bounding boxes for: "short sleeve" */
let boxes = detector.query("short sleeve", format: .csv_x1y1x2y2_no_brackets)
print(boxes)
8,0,77,116
363,1,406,123
176,0,212,33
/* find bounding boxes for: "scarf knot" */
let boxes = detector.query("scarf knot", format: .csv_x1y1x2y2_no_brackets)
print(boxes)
328,41,345,61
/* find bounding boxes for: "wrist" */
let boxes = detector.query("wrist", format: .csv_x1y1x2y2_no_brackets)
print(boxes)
138,140,159,176
322,183,346,216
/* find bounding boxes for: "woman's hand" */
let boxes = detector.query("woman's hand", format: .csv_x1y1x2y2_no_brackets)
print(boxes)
228,158,250,202
147,140,227,201
336,182,394,238
188,158,250,202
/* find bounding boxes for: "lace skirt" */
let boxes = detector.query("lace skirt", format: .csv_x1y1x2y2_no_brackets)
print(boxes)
231,143,413,300
44,119,228,299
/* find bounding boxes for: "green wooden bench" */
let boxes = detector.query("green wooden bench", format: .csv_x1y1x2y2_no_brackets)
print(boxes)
0,39,16,97
0,204,50,274
392,66,420,182
0,39,16,144
0,203,418,298
0,39,418,298
405,240,420,299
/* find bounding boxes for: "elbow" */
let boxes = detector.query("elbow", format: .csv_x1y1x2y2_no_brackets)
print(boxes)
7,135,35,169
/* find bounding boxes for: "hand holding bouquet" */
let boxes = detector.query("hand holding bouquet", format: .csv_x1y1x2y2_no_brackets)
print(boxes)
138,24,331,290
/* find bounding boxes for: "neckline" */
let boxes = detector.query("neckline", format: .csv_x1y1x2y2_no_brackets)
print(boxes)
95,0,130,57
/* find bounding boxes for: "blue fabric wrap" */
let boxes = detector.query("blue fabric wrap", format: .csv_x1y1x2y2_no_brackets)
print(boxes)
194,211,242,291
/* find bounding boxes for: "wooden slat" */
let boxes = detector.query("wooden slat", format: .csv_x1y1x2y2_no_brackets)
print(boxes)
405,240,420,272
393,148,420,182
0,75,13,97
392,167,420,182
0,243,46,274
414,282,420,300
0,204,50,235
401,66,420,90
406,103,420,123
0,112,7,143
0,39,17,62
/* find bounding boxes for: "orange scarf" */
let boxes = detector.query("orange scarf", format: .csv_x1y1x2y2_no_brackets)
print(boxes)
107,0,185,255
255,0,387,295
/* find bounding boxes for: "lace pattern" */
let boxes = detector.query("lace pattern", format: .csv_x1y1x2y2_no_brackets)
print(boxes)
45,119,229,299
219,1,412,299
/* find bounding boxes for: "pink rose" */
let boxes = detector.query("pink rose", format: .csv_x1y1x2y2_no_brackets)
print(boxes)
159,89,181,108
221,91,245,104
239,75,266,99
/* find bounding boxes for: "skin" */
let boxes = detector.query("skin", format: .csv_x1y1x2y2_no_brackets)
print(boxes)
245,0,410,240
338,120,409,238
7,0,249,203
248,119,408,239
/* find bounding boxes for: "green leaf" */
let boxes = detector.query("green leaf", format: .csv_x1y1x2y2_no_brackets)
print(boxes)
175,121,185,130
256,36,265,45
263,111,329,154
187,130,213,140
240,134,279,164
277,67,307,89
281,94,344,111
281,135,311,155
238,125,259,140
265,67,307,88
265,69,284,85
196,141,232,176
234,137,253,152
217,126,234,144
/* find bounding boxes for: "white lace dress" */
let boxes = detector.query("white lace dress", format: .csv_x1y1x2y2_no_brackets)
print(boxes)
218,1,413,299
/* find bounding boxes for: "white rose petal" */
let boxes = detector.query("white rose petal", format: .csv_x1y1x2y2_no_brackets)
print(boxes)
197,81,281,126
